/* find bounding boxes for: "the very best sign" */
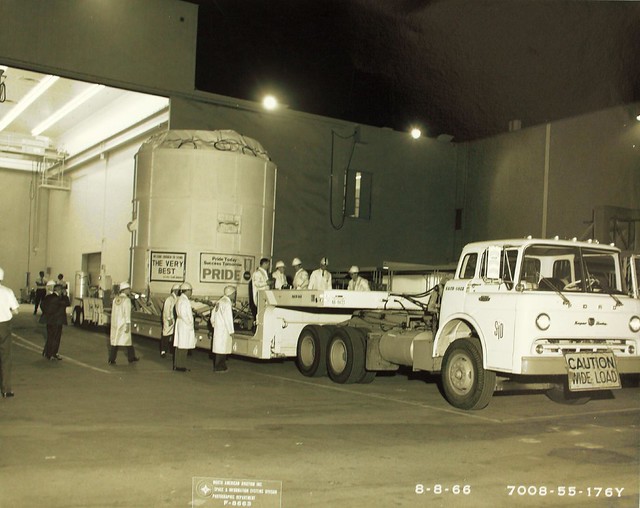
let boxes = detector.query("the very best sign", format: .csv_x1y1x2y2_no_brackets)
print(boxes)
150,251,186,282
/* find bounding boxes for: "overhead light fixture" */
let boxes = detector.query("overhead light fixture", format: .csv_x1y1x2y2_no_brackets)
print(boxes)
636,114,640,122
262,95,278,111
31,83,105,136
0,74,59,132
410,128,421,140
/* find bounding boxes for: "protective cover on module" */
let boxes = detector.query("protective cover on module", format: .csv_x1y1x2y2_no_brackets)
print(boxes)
130,130,277,299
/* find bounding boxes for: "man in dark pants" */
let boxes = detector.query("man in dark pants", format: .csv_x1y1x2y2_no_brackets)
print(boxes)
0,267,20,398
33,271,47,314
41,284,70,360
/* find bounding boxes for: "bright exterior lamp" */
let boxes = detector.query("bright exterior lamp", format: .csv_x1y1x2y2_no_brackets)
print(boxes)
410,128,421,139
262,95,278,110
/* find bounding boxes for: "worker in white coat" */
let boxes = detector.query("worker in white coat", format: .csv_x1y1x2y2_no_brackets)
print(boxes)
272,260,288,289
347,266,371,291
210,285,236,372
292,258,309,289
308,257,332,290
160,283,180,358
173,282,196,372
108,282,139,365
250,258,271,323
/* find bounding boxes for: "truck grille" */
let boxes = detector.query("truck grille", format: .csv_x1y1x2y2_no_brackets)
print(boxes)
532,338,634,356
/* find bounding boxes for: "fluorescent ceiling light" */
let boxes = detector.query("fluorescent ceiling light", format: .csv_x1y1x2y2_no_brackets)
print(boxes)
0,75,59,132
31,84,105,136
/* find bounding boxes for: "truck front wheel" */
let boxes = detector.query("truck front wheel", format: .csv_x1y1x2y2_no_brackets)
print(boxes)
327,327,366,384
442,339,496,410
296,325,334,377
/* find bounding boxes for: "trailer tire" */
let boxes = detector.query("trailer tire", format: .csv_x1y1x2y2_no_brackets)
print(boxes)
296,325,334,377
441,338,496,410
546,382,591,405
358,369,377,384
72,306,84,327
327,327,366,384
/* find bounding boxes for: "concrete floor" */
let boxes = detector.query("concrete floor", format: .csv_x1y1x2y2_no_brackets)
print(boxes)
1,304,639,508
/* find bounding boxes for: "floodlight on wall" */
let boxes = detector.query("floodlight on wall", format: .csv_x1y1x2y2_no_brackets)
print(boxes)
636,113,640,122
262,95,278,110
410,128,422,140
0,74,59,132
31,83,105,136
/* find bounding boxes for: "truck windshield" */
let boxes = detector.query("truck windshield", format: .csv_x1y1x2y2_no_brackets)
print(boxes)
519,244,622,294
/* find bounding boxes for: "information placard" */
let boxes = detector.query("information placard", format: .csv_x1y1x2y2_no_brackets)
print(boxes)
565,351,621,391
192,477,282,507
200,253,254,284
150,251,186,282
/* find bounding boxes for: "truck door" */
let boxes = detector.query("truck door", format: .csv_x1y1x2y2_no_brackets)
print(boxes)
464,247,519,372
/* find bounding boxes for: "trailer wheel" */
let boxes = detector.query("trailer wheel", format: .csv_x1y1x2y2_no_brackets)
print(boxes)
546,382,591,405
72,306,84,327
358,369,376,384
296,325,334,377
327,327,366,384
442,339,496,410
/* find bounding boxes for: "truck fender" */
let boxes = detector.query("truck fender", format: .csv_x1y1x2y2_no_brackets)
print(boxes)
434,315,487,368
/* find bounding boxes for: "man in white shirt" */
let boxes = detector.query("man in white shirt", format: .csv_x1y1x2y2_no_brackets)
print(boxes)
347,266,371,291
292,258,309,289
308,257,332,290
0,267,20,398
250,258,271,322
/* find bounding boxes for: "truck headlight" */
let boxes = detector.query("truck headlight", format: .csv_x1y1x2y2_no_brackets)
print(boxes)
630,316,640,333
536,313,551,331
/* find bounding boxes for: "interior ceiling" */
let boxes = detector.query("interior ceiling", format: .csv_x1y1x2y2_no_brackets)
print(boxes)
190,0,640,141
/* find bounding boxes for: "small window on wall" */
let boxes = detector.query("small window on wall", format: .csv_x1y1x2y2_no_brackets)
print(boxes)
346,170,372,220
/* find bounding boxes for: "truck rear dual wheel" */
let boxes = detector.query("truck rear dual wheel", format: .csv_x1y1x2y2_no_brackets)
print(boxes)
442,338,496,410
327,327,373,384
296,325,335,377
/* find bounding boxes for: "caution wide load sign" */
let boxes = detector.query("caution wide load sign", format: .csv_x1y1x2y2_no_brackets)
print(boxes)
564,351,622,391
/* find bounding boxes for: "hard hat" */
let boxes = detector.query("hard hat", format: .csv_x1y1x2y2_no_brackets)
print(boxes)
46,280,56,287
119,281,131,290
275,260,285,269
348,265,359,274
292,257,302,266
320,257,329,266
0,267,4,280
179,282,192,291
171,283,181,291
223,285,237,296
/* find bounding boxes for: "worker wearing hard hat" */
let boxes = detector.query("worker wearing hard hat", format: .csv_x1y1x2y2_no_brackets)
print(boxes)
160,283,180,358
347,266,371,291
173,282,196,372
108,282,139,365
210,285,236,372
308,257,332,290
272,260,288,290
292,258,309,289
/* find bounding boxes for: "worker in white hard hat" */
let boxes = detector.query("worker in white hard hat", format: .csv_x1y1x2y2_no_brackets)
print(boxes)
0,267,20,398
250,258,271,323
45,279,56,294
291,258,309,290
173,282,196,372
272,260,288,290
308,257,332,290
160,283,181,358
40,282,71,360
108,282,139,365
210,285,236,372
347,266,371,291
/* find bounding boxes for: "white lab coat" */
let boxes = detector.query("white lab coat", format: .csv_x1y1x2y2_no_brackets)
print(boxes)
348,276,371,291
308,268,332,290
161,293,177,336
292,268,309,289
252,267,270,302
174,293,196,349
272,270,287,289
110,294,132,346
211,295,234,354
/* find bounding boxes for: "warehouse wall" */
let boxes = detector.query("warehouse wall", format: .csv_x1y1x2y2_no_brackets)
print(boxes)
168,97,459,270
461,104,640,245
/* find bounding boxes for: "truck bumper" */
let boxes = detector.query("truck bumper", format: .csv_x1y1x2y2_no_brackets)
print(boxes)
520,356,640,375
